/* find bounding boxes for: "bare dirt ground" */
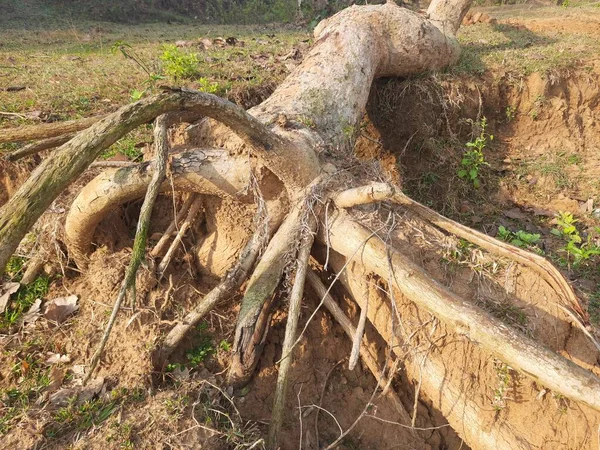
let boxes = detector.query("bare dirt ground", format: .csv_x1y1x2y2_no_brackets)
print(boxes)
2,3,600,450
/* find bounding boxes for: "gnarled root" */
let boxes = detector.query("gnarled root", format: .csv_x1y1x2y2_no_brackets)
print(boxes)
227,178,326,387
323,209,600,412
154,199,270,368
64,149,251,269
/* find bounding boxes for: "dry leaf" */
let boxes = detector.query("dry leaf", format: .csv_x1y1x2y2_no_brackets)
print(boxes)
44,295,79,324
170,366,190,380
71,364,86,379
20,298,42,325
503,208,528,220
77,377,105,404
45,353,71,365
47,366,65,393
0,282,20,314
49,388,77,406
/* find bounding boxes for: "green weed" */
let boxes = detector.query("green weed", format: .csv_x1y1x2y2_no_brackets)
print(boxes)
492,361,512,411
1,275,50,330
497,226,542,251
160,45,199,80
505,105,517,122
551,211,600,265
47,398,120,437
100,133,145,161
458,117,493,188
589,288,600,324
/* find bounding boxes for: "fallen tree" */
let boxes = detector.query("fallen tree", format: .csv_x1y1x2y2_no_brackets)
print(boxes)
1,1,600,449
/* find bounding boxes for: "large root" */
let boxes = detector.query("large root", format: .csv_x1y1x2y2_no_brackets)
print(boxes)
4,2,600,449
227,179,324,387
155,199,270,368
323,209,600,412
65,149,252,268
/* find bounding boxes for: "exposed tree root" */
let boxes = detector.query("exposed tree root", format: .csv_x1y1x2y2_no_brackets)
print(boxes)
6,133,76,161
268,218,315,450
228,178,325,387
85,114,170,383
0,114,104,144
3,2,600,448
0,87,313,274
154,197,270,368
335,182,586,319
157,196,203,276
150,194,197,258
306,270,416,436
65,149,252,269
324,209,600,412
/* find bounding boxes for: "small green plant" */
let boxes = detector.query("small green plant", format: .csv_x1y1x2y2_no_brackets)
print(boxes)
551,211,600,265
528,95,546,120
100,134,144,161
219,340,232,352
197,77,219,94
5,255,25,280
186,337,214,366
164,394,189,419
458,117,493,188
160,45,199,80
1,275,50,330
505,105,517,122
297,115,316,128
130,89,144,101
497,226,541,250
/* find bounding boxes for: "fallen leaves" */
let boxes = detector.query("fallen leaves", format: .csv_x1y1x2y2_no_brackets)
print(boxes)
20,299,42,325
0,282,20,313
45,353,71,365
49,377,106,407
44,295,79,324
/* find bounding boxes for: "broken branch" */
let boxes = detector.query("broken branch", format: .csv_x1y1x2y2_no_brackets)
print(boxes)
0,115,104,144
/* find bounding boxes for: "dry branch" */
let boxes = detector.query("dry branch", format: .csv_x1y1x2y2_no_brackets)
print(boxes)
157,196,203,276
0,115,104,144
150,195,197,258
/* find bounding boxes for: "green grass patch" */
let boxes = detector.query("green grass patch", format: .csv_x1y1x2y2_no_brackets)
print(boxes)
1,274,50,331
